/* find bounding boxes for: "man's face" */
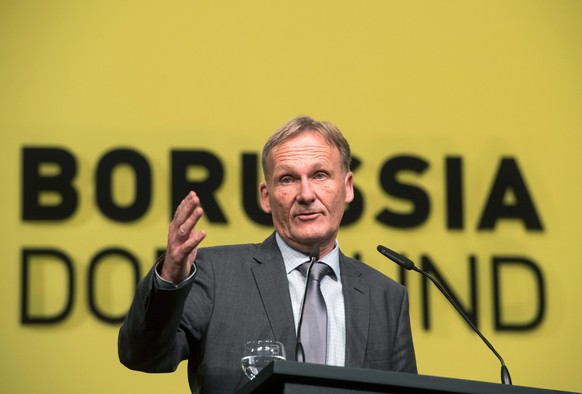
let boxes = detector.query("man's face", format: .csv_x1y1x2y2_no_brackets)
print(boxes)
260,131,354,256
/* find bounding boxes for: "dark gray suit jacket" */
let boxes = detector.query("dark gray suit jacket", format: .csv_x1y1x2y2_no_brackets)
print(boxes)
118,233,417,393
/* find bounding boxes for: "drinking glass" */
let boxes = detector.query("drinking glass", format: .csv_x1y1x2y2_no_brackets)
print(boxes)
241,340,286,380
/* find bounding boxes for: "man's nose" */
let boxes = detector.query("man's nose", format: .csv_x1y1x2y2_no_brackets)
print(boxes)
297,178,316,202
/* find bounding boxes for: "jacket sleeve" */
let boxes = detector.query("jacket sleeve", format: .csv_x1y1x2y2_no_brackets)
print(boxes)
390,287,417,373
117,256,214,373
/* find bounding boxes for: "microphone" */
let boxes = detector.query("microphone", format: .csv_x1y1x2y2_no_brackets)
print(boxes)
295,244,320,363
377,244,513,385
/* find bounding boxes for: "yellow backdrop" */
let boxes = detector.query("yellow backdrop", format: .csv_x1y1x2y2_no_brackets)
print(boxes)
1,1,581,393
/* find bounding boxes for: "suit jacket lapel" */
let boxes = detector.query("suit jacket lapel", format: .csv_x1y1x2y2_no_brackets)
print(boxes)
341,254,369,368
250,233,298,361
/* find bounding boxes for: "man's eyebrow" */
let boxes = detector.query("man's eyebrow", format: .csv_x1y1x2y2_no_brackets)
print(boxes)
272,164,293,173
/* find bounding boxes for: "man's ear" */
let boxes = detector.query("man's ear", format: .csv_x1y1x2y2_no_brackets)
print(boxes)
259,182,271,213
344,171,354,203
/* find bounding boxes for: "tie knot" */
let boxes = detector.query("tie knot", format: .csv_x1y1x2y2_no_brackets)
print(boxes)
299,261,331,282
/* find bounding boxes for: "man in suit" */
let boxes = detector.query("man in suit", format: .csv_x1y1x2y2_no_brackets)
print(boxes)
118,116,417,393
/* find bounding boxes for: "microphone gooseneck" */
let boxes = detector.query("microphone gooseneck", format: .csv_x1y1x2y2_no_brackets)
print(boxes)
295,244,320,363
377,244,513,385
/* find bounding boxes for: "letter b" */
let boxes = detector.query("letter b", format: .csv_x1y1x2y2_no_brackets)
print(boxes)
21,147,78,220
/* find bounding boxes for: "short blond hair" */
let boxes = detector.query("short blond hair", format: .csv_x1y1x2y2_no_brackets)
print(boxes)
262,116,351,178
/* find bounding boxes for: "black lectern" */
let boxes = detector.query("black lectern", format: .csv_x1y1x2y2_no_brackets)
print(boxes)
237,360,574,394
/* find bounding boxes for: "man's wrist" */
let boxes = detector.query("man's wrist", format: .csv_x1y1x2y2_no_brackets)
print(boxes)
154,262,197,289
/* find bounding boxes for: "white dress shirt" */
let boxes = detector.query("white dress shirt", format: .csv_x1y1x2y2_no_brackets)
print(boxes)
275,234,346,367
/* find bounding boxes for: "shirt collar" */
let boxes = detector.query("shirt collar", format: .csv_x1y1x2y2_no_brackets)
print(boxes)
275,232,341,281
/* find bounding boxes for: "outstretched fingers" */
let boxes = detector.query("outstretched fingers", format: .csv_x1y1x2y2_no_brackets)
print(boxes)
163,192,207,282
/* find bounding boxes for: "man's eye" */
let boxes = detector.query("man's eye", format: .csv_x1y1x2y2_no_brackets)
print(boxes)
314,172,327,180
280,176,293,183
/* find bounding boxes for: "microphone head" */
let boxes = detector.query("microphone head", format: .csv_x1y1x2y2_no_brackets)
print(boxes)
309,244,320,261
377,245,415,270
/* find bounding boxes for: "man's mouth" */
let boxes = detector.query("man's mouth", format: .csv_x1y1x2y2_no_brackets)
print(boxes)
295,212,320,220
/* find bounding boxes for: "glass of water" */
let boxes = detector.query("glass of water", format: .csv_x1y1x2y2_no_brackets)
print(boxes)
241,340,286,380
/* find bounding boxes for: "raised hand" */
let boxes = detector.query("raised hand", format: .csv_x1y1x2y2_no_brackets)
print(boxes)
160,191,207,284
